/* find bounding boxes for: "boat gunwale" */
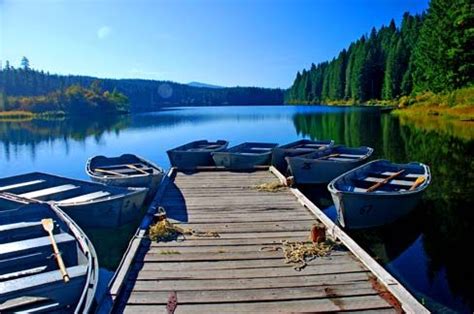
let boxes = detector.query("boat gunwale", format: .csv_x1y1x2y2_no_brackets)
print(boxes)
48,202,99,314
327,159,431,197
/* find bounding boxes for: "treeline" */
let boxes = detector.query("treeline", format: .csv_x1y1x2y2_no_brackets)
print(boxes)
286,0,473,103
3,81,130,115
0,60,284,112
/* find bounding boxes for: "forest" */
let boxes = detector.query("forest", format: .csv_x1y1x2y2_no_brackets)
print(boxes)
2,81,130,116
0,59,284,114
286,0,473,104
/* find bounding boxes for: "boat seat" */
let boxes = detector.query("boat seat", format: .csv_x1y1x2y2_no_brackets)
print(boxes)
96,167,151,174
0,265,48,281
250,147,273,150
0,233,75,259
363,177,414,187
380,171,421,179
301,144,324,148
327,157,359,161
95,163,143,170
352,187,399,193
15,301,63,313
19,185,79,199
0,180,46,192
0,264,87,297
0,296,53,312
0,221,43,233
57,191,111,204
338,153,365,158
0,221,55,244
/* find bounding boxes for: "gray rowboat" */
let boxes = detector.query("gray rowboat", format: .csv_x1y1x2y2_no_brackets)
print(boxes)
328,159,431,229
212,142,279,170
86,154,164,200
286,145,374,184
0,172,148,228
167,140,229,170
271,139,335,173
0,194,98,313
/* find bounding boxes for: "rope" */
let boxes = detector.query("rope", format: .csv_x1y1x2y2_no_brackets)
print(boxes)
261,239,337,271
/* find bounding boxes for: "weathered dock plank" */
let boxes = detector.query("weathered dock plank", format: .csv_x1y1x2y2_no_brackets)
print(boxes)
103,168,427,313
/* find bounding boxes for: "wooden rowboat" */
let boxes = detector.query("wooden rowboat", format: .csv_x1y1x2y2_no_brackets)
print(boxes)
0,194,98,313
167,140,229,170
0,172,148,228
212,142,279,170
86,154,164,200
271,139,335,173
328,159,431,229
286,145,374,184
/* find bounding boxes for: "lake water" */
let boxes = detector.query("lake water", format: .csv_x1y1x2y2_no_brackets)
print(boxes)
0,106,472,313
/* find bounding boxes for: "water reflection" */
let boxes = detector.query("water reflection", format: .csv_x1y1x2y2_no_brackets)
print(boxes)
0,106,472,312
292,109,473,312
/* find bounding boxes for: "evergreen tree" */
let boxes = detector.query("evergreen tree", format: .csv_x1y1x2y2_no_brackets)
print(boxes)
412,0,473,92
21,57,30,71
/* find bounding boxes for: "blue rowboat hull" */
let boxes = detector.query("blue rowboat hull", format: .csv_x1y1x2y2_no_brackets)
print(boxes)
328,159,431,229
0,172,148,229
167,140,229,169
59,188,147,228
212,142,278,170
0,196,98,313
287,146,373,184
271,139,335,173
86,154,164,201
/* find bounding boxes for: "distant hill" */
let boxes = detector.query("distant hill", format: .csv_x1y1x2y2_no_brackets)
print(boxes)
187,82,223,89
1,66,284,112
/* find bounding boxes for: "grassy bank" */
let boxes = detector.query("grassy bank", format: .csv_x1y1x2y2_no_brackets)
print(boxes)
393,87,474,121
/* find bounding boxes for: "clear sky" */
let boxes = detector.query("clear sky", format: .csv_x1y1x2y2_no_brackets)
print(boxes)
0,0,429,88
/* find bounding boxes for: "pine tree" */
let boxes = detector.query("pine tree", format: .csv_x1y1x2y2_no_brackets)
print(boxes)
21,57,30,71
413,0,473,92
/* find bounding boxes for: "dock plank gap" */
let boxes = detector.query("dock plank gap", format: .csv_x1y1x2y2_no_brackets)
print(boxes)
99,167,428,313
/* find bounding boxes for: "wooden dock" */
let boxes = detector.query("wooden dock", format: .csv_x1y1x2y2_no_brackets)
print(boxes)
103,168,427,313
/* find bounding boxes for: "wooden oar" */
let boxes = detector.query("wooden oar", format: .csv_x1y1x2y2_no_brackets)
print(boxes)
366,170,404,192
126,164,149,175
94,168,127,177
41,219,70,283
409,176,426,191
317,153,340,160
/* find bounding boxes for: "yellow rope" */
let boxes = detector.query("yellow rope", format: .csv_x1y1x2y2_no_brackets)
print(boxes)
253,181,286,192
149,218,219,242
261,240,336,271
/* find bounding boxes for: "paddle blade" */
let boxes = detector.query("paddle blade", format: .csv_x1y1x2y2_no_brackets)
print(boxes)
41,218,54,232
409,176,426,191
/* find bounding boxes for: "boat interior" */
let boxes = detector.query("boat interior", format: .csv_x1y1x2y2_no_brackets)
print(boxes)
227,142,279,155
176,140,228,152
90,155,161,177
0,198,90,312
0,172,133,205
301,145,371,162
280,139,333,150
334,161,428,193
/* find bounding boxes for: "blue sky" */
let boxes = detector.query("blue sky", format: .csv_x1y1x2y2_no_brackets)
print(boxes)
1,0,428,88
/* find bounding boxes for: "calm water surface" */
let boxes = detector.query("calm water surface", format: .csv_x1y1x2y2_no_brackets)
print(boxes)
0,106,472,313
